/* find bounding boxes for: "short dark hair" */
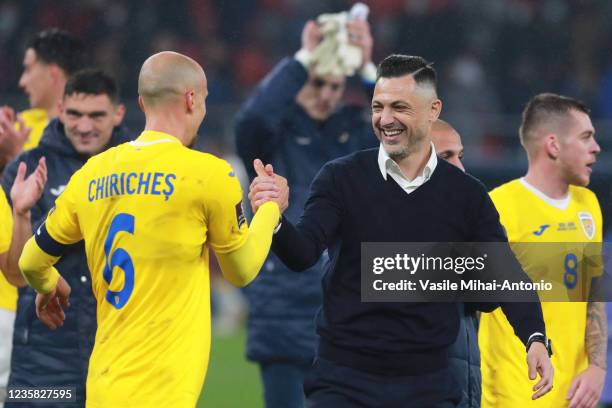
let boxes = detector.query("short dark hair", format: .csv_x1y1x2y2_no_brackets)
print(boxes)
376,54,437,91
64,69,120,104
27,29,88,76
520,93,590,146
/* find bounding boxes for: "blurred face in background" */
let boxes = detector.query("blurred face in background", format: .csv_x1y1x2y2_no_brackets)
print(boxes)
431,122,465,171
19,48,58,109
296,71,346,121
372,74,440,161
59,92,125,156
556,110,600,186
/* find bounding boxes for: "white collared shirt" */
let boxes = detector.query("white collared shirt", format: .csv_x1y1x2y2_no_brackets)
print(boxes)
377,142,438,195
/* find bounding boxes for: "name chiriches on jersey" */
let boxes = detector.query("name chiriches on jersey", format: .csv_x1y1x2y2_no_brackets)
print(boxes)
87,171,177,202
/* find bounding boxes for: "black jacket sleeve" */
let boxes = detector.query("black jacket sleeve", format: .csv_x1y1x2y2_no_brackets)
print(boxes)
235,58,308,175
272,161,343,271
467,179,546,344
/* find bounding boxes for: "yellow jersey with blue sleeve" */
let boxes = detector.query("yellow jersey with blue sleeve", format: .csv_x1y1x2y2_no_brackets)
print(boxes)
19,108,48,151
479,178,602,408
28,130,258,408
0,188,17,311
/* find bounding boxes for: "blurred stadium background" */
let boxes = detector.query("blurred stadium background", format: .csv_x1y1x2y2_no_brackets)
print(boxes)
2,1,612,220
2,0,612,406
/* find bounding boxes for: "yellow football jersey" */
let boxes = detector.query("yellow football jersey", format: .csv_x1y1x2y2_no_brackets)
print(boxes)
479,179,602,408
19,108,48,151
0,188,17,311
41,130,248,408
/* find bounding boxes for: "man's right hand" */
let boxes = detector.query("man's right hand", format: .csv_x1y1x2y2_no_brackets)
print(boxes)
527,341,554,400
249,159,288,214
10,157,48,216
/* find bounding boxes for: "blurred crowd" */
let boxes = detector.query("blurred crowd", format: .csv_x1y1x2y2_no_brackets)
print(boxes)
0,0,611,116
1,0,612,170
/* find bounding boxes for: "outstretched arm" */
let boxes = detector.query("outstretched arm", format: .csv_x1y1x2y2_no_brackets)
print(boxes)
215,160,284,287
251,160,342,272
216,201,280,287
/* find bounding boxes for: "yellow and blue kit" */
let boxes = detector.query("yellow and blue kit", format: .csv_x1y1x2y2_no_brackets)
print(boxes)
18,130,279,408
479,178,602,407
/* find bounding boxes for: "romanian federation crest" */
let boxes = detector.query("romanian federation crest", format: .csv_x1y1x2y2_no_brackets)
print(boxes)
578,211,595,240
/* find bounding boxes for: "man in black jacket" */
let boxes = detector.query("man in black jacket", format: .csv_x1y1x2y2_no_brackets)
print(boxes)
0,69,131,408
249,55,553,407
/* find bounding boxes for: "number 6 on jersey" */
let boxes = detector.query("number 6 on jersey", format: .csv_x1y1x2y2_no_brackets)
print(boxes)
103,213,135,309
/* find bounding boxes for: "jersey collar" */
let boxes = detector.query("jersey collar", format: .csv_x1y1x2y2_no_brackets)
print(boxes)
131,130,183,147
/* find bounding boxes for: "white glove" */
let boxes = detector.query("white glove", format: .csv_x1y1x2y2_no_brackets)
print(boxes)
310,3,369,77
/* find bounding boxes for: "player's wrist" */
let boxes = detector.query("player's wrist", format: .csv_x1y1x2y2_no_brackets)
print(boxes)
526,334,553,357
587,362,607,372
13,206,32,218
295,49,313,69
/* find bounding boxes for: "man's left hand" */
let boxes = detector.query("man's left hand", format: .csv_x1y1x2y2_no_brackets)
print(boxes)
567,365,605,408
526,342,554,400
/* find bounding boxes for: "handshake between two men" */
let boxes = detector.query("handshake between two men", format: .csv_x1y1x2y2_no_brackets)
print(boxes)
249,159,289,215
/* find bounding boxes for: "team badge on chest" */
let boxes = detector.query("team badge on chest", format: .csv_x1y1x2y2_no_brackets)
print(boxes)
578,211,595,240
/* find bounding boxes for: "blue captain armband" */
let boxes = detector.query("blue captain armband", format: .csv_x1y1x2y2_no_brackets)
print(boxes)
34,221,69,257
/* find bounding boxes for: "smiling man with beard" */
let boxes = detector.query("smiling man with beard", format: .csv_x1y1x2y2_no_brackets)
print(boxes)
249,54,554,407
